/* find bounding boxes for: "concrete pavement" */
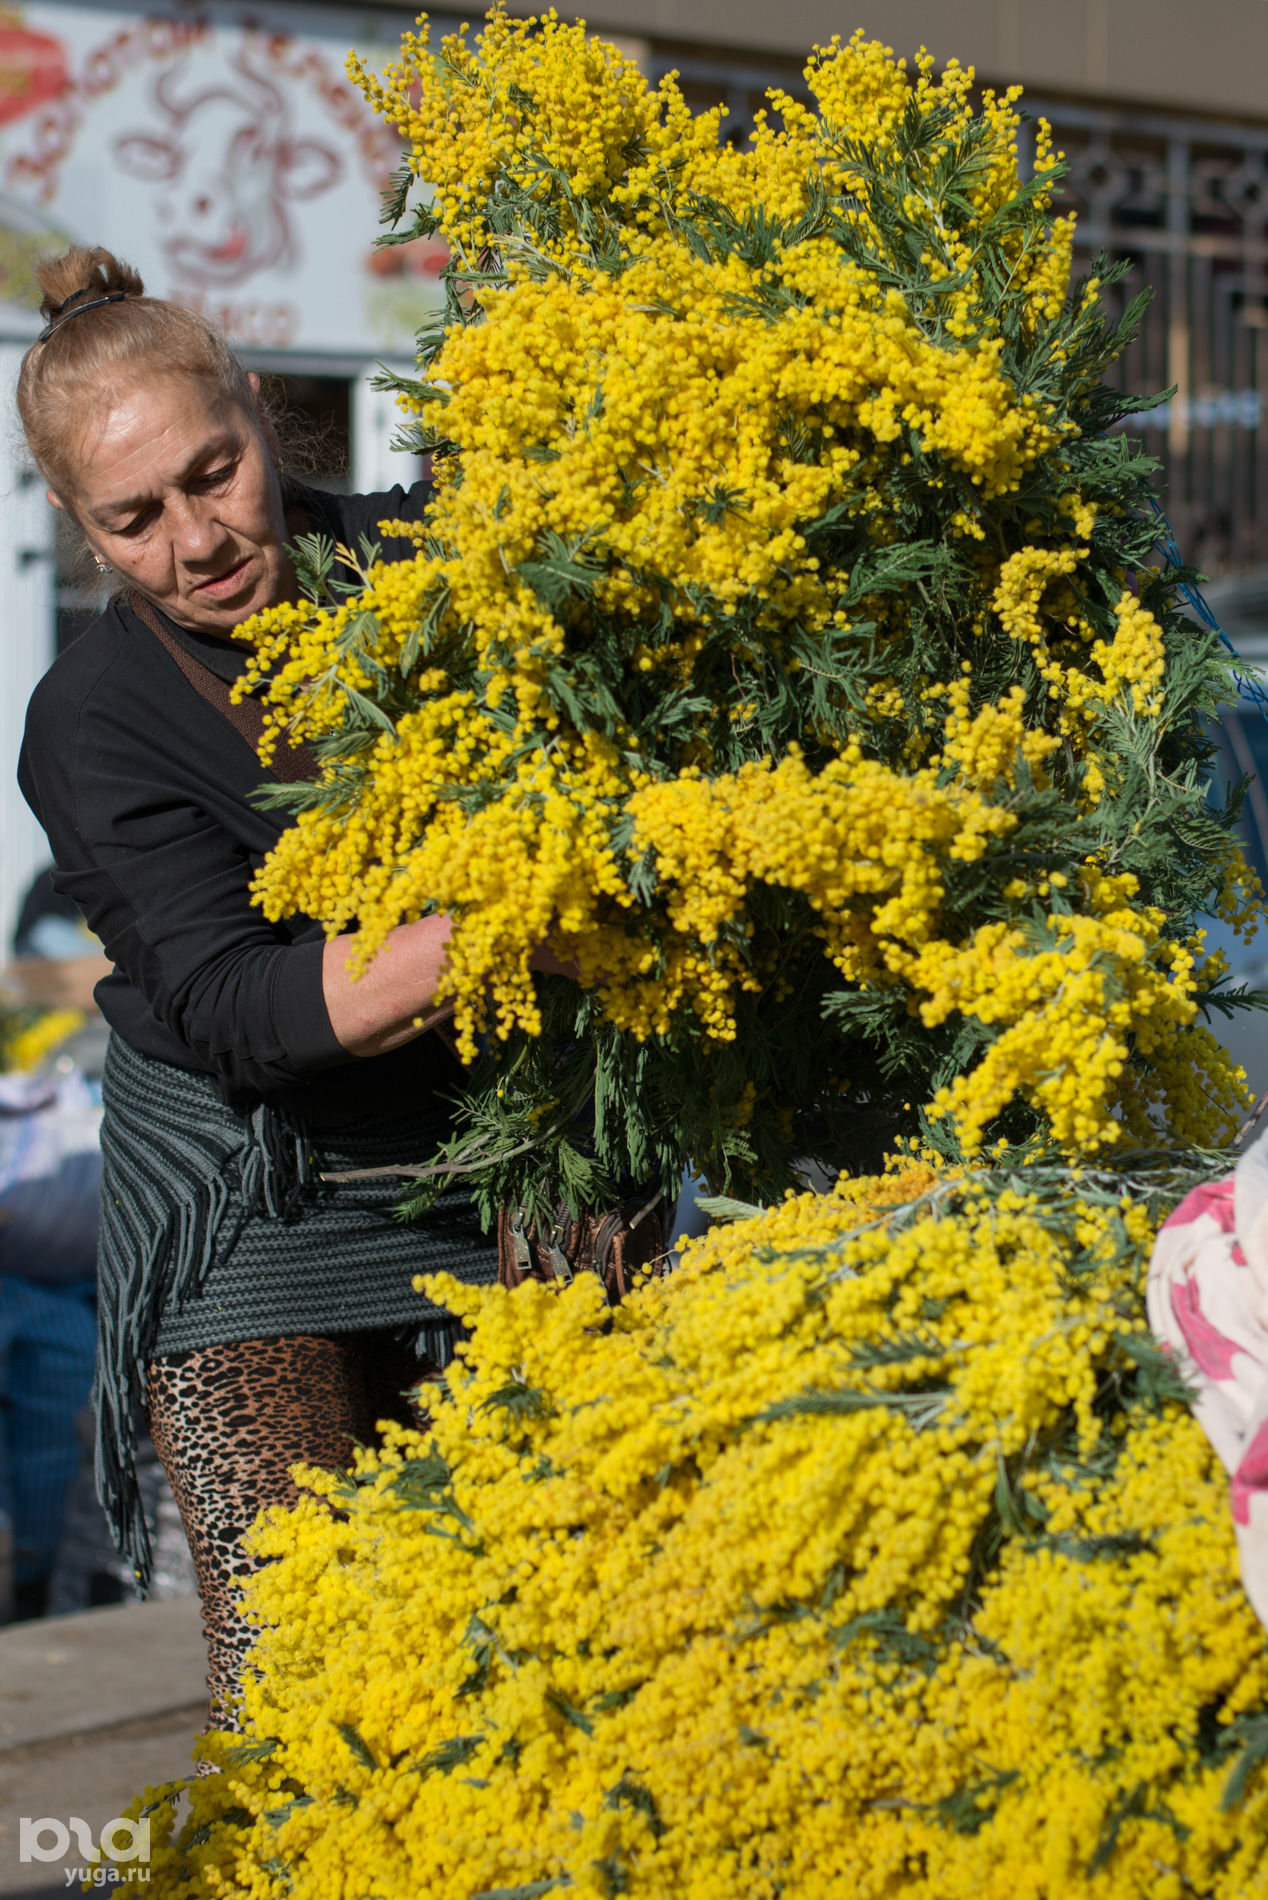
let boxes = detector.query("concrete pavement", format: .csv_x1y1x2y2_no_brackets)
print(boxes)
0,1599,207,1894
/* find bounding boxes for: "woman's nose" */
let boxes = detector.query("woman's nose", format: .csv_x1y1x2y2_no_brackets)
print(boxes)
171,498,228,565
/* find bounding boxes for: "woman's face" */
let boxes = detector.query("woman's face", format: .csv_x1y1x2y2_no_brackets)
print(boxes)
52,371,295,635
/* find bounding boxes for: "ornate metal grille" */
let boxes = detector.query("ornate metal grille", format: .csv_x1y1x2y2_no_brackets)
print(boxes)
649,48,1268,576
1028,99,1268,577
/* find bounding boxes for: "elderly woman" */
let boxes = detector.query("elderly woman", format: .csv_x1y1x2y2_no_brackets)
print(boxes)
15,245,524,1722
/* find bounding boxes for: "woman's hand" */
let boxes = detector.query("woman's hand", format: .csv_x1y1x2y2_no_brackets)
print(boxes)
323,917,455,1059
323,921,580,1059
530,943,582,982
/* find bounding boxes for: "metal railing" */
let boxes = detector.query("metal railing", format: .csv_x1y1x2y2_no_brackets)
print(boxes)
1026,97,1268,577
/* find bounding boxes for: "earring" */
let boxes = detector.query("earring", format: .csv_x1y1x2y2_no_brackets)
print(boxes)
93,554,109,574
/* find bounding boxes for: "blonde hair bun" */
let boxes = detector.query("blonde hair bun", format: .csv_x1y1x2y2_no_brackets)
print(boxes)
34,244,144,325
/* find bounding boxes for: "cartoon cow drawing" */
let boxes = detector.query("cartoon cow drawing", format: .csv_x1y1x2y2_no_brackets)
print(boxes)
113,48,343,289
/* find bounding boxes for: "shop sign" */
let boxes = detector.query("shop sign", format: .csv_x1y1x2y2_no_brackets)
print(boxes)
0,0,446,353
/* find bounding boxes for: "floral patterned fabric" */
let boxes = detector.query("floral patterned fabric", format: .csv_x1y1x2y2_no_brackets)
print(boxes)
1148,1133,1268,1625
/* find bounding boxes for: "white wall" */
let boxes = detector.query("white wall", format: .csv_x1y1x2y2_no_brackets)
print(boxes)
0,343,55,956
351,363,423,497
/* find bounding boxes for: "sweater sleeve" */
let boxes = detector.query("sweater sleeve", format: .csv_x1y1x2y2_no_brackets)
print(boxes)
18,656,348,1098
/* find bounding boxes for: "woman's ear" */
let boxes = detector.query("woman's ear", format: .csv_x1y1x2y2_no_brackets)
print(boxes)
45,489,64,512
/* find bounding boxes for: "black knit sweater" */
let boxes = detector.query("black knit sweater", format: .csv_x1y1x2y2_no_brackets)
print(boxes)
18,480,461,1126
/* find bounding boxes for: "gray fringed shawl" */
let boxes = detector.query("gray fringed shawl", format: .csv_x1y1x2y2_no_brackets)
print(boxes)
95,1033,495,1585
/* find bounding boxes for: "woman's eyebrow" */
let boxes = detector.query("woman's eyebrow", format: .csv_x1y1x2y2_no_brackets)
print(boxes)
91,435,242,522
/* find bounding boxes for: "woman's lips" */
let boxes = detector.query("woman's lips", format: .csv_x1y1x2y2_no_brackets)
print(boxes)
194,556,253,599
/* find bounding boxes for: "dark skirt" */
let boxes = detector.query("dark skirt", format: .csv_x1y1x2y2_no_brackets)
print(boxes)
95,1032,495,1583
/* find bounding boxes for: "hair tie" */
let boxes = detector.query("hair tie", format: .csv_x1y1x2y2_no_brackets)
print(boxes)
37,290,128,342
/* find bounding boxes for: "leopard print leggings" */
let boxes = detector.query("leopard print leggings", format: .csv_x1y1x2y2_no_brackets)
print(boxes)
145,1330,432,1731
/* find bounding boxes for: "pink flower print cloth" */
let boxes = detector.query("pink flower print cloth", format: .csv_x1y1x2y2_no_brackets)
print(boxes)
1147,1133,1268,1627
